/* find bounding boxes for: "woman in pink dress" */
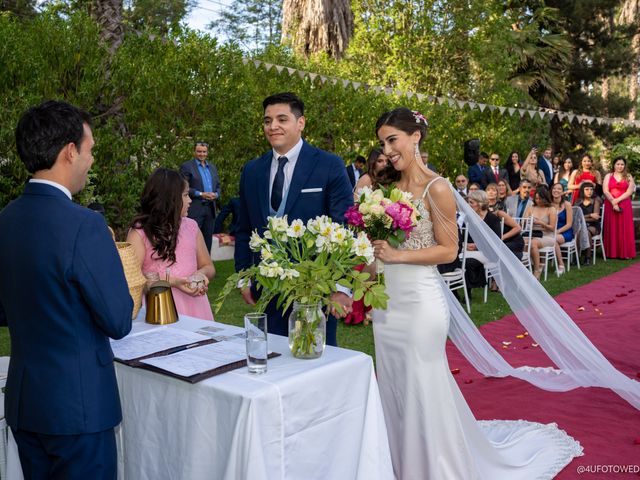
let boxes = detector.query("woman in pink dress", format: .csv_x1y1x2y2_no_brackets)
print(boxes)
568,153,602,205
603,157,637,259
127,168,216,320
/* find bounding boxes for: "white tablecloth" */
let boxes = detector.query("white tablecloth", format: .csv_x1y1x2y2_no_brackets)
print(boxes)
114,314,393,480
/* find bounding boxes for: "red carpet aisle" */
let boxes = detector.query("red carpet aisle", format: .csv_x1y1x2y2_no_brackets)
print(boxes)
447,262,640,479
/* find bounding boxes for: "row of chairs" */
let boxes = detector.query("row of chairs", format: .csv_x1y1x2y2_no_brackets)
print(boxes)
442,206,607,313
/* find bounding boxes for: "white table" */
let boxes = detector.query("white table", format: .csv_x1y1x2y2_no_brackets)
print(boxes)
114,313,393,480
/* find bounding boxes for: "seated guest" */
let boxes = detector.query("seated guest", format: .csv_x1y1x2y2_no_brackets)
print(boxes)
551,182,574,261
464,190,503,293
354,148,393,194
468,182,481,194
495,210,524,260
568,153,602,205
524,185,560,279
485,183,505,213
127,168,216,320
576,181,601,265
497,178,513,203
505,179,533,219
455,174,469,197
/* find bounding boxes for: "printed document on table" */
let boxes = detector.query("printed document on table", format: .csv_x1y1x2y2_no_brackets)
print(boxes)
110,327,210,361
139,341,247,377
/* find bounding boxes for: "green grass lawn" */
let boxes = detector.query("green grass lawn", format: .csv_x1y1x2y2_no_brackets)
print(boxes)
0,256,637,359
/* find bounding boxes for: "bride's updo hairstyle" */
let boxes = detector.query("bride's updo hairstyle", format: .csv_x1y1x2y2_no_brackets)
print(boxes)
375,107,428,146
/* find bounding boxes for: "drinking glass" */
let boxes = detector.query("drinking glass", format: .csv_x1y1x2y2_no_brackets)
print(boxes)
244,313,268,374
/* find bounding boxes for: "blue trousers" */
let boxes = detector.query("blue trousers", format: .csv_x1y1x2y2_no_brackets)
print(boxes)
12,427,116,480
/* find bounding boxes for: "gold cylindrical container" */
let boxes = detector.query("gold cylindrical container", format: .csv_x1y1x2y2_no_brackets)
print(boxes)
145,281,179,325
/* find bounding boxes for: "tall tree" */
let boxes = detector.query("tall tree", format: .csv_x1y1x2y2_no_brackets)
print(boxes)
209,0,281,52
281,0,353,59
124,0,194,35
619,0,640,120
0,0,37,17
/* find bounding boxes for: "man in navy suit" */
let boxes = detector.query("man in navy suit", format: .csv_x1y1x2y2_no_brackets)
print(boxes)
537,146,554,186
0,101,133,479
346,155,365,188
468,151,488,186
235,92,353,346
481,152,509,188
179,141,222,253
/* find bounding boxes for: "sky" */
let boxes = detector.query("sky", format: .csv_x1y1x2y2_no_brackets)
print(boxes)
186,0,232,34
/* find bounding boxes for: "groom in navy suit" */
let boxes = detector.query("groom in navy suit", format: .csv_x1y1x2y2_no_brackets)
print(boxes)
0,101,132,479
235,92,354,346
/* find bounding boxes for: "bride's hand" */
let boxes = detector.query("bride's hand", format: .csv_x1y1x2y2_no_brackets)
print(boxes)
373,240,399,263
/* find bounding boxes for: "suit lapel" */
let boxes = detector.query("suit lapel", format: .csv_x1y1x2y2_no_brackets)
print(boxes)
285,141,318,214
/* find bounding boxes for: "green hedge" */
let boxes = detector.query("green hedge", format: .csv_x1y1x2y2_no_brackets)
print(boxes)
0,12,549,237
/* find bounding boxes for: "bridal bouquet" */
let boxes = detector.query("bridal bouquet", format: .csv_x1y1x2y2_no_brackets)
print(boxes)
345,185,420,247
215,215,388,357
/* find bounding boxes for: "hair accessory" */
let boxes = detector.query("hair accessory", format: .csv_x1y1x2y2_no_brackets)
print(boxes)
412,110,428,127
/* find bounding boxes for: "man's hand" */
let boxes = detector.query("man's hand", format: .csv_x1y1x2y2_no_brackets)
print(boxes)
329,292,353,318
240,287,256,305
201,192,217,201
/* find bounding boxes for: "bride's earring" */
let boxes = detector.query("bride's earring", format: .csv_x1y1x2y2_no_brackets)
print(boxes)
414,143,421,162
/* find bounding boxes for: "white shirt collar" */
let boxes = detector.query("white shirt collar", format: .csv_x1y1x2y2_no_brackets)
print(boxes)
272,138,303,163
29,179,72,200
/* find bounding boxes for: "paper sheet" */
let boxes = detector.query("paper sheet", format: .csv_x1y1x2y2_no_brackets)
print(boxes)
110,327,210,361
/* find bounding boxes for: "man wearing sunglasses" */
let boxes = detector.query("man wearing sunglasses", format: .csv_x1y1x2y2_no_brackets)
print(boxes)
180,141,222,253
481,153,508,189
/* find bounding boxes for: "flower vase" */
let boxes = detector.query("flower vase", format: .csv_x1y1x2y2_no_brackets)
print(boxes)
288,302,326,359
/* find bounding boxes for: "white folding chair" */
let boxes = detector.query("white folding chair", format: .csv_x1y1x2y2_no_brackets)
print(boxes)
591,203,607,264
515,216,533,273
538,219,559,281
441,226,471,313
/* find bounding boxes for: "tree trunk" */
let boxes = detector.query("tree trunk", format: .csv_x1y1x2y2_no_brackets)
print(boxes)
282,0,354,59
620,0,640,120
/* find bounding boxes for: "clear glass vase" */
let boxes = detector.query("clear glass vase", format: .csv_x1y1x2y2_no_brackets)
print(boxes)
288,302,326,359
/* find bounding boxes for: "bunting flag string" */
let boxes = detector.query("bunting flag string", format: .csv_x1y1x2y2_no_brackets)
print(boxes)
241,57,640,129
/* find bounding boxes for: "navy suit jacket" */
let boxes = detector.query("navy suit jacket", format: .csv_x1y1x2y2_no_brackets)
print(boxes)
481,166,509,189
537,156,553,186
468,163,485,185
0,182,132,435
235,141,353,272
180,159,222,218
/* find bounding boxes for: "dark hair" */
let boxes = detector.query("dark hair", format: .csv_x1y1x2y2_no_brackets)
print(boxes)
612,156,629,177
131,168,187,264
354,155,366,166
505,151,521,174
15,100,92,173
263,92,304,117
375,107,427,146
366,148,398,187
479,151,489,160
534,185,552,207
194,141,209,148
578,180,595,201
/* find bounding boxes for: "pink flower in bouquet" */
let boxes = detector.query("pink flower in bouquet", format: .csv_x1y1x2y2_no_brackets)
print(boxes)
385,202,415,232
345,205,365,228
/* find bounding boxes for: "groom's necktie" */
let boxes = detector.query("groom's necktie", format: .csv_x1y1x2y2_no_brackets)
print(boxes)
271,156,288,211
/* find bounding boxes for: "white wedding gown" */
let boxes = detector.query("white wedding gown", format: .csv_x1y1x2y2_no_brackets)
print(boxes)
372,179,583,479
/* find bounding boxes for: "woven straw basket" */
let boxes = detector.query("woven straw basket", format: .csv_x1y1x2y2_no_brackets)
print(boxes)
116,242,146,319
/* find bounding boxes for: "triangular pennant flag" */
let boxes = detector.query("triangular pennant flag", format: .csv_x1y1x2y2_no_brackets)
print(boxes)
148,34,156,41
447,98,456,107
567,114,575,122
343,79,351,88
427,95,435,103
395,89,404,97
384,87,393,95
456,100,466,109
518,108,526,117
319,75,327,83
309,73,318,82
488,105,496,112
437,97,446,105
478,103,487,112
242,58,249,65
537,111,546,120
373,86,382,94
331,78,338,85
297,70,306,79
498,106,506,114
468,101,477,110
275,65,285,74
416,93,426,101
252,60,262,68
405,91,414,99
508,107,516,115
286,67,296,76
527,110,536,119
263,62,274,71
352,81,361,90
586,116,594,124
135,30,143,37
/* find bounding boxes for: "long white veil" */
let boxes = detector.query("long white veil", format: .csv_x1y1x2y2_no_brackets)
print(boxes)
431,182,640,410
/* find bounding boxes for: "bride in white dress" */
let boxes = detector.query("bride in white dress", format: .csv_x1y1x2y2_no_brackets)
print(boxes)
370,108,583,479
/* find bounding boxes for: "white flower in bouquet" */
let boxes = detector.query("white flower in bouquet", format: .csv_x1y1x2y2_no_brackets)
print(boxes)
352,232,375,263
287,219,306,238
280,268,300,280
260,244,273,261
249,231,266,250
330,226,349,244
